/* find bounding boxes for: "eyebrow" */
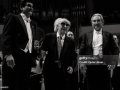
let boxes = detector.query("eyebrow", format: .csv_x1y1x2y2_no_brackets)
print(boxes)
61,22,70,25
92,19,101,21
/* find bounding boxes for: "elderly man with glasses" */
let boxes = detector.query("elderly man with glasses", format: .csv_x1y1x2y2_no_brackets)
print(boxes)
41,18,77,90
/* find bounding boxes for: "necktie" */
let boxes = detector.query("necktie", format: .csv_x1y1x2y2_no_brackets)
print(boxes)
57,36,62,57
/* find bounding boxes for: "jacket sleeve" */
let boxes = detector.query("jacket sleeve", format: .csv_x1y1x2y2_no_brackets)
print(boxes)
1,14,17,56
110,33,119,55
79,34,87,55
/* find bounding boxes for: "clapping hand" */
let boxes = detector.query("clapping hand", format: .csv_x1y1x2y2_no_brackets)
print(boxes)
67,66,73,74
5,54,15,68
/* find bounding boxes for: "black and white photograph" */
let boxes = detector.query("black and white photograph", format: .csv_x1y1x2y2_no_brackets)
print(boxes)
0,0,120,90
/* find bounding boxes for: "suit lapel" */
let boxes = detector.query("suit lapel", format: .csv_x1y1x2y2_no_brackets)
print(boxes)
60,36,68,58
89,31,106,50
54,33,59,58
17,15,28,37
88,31,93,46
102,31,107,50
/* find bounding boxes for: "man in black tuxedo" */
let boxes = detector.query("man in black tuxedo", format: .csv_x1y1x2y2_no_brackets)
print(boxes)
79,13,119,90
41,18,77,90
1,1,36,90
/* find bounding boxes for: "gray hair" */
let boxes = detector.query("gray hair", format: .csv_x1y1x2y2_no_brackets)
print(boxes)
91,13,104,23
54,18,71,32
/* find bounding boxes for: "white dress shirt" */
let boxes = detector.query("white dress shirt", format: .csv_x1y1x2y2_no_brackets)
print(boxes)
21,13,33,53
57,32,65,57
92,29,103,55
57,32,65,47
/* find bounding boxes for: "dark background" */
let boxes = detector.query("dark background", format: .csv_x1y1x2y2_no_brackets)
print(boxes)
0,0,120,47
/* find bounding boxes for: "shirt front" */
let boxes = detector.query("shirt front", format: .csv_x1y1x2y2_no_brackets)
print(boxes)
57,32,65,47
21,13,32,53
57,32,65,57
92,29,103,55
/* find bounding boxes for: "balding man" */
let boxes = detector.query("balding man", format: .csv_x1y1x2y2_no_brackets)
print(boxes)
79,13,119,90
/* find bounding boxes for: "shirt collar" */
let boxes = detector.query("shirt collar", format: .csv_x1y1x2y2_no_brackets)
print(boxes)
21,13,31,23
57,32,65,40
94,29,102,34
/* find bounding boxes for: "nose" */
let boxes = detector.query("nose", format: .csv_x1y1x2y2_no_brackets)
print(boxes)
93,20,98,24
64,25,67,27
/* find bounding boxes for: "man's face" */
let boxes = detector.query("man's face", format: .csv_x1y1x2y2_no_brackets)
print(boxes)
57,21,70,35
91,15,103,31
67,32,74,39
22,2,33,16
113,35,118,43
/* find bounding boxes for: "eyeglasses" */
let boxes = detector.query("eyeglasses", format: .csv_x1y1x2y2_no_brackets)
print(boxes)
61,22,70,27
92,19,101,23
68,34,73,36
114,38,117,40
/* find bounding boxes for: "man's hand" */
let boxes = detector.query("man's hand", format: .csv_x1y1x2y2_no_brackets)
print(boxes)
79,63,87,74
108,65,115,78
41,50,48,60
67,66,73,74
5,54,15,68
107,65,115,70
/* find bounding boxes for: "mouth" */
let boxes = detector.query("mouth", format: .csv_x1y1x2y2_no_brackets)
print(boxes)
28,10,33,13
28,9,33,12
94,24,100,28
61,28,67,31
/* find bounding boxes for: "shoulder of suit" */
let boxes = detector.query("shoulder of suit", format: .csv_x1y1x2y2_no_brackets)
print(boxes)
66,36,75,42
6,13,17,19
45,32,56,38
103,30,113,35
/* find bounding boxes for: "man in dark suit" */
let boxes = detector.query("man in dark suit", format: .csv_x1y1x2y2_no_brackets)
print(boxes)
112,35,120,90
41,18,77,90
1,1,36,90
79,13,119,90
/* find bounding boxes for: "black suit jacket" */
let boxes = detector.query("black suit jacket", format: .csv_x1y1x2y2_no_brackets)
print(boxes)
42,33,76,73
1,13,37,90
2,14,35,55
1,13,37,66
79,30,119,64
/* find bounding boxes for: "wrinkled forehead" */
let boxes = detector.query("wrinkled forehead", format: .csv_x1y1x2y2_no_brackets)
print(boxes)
54,18,71,27
91,14,104,22
60,19,71,25
91,15,101,20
